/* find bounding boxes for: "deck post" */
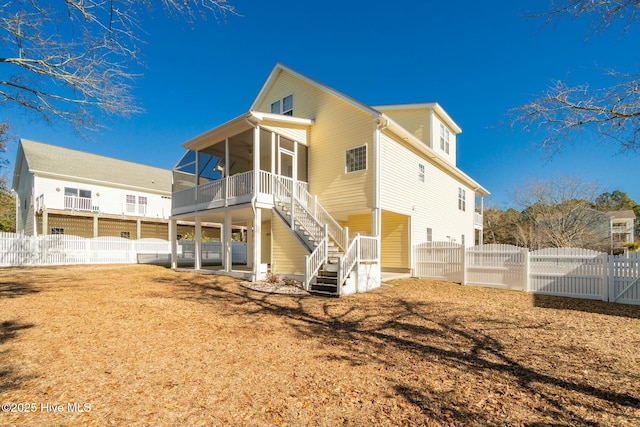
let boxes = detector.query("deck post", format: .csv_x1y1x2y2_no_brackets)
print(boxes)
223,211,232,272
253,208,262,280
195,217,202,270
246,219,253,268
169,219,177,269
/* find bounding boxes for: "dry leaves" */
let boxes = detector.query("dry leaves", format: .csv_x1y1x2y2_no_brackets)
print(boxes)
0,265,639,426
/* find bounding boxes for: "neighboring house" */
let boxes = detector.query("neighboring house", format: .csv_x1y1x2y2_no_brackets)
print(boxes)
169,63,489,295
12,139,222,240
608,210,636,248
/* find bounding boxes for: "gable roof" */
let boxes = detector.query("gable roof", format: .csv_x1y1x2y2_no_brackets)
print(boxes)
608,210,636,220
14,139,172,194
374,102,463,134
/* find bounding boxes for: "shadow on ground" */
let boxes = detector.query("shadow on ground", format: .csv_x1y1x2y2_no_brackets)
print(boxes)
162,274,640,426
534,294,640,319
0,320,35,393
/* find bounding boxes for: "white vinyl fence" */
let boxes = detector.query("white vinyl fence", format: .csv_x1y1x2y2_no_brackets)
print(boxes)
414,242,640,305
0,233,247,267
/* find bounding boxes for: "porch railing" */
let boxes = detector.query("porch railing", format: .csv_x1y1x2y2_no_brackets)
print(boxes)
64,196,94,212
359,236,379,262
474,212,483,228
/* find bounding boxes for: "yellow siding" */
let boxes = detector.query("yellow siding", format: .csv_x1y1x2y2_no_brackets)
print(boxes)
255,70,374,213
378,109,431,146
271,215,306,275
381,211,409,270
261,220,271,264
340,213,372,238
44,214,94,238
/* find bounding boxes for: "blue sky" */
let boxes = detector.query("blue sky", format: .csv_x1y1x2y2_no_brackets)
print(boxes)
4,0,639,207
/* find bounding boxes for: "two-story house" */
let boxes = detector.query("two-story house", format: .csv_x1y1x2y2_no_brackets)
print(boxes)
12,139,222,240
169,64,489,295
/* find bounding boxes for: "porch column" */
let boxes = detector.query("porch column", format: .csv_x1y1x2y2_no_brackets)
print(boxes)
42,210,48,235
224,137,229,207
169,219,178,269
253,208,262,279
195,217,202,270
246,220,253,268
136,218,142,239
271,132,276,175
253,125,260,195
93,215,98,237
223,211,232,272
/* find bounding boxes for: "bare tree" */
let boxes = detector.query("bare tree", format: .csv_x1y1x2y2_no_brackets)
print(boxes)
0,1,235,132
510,175,609,249
511,0,640,154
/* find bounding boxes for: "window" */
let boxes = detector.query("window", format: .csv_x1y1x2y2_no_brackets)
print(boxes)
440,124,450,154
427,228,433,242
270,94,293,116
458,188,466,211
51,227,64,235
79,189,91,199
138,196,148,214
64,187,78,197
461,234,465,245
345,145,367,173
126,194,136,213
418,163,425,182
120,231,131,239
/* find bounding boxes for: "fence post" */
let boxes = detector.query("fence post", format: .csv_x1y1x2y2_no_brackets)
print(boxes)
608,254,615,302
522,248,530,292
460,245,467,285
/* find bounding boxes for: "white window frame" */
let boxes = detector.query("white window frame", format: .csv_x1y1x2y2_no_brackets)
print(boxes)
458,187,466,212
271,94,293,116
427,227,433,242
345,144,368,174
440,124,450,154
418,163,425,182
51,227,64,235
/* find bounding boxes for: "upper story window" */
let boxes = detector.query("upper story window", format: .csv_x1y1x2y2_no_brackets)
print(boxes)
427,227,433,242
64,187,91,199
418,163,425,182
440,124,450,154
270,94,293,116
138,196,148,214
458,187,466,211
345,145,367,173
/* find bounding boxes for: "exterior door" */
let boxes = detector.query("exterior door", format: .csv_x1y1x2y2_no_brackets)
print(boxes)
278,148,294,179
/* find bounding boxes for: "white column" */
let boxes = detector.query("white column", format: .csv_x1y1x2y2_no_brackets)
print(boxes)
271,132,276,175
253,208,262,279
223,212,232,272
93,215,98,237
224,137,229,207
169,219,178,269
253,126,260,193
195,217,202,270
246,220,253,268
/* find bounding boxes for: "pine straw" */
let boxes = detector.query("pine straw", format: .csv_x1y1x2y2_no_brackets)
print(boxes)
0,265,639,427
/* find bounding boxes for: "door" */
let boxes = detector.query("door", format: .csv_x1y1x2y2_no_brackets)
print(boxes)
278,148,294,179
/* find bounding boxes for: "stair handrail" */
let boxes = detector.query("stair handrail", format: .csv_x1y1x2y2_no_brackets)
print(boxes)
296,185,348,252
338,233,360,287
305,225,328,290
273,176,325,248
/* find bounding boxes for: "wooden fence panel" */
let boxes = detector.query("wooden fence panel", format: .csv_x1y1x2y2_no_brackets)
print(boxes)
466,244,526,290
414,242,463,283
529,247,606,300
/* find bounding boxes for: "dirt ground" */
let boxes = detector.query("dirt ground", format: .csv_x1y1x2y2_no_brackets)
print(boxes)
0,264,639,427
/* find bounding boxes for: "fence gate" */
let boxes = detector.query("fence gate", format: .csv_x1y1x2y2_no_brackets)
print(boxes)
466,244,526,290
610,252,640,305
414,242,463,283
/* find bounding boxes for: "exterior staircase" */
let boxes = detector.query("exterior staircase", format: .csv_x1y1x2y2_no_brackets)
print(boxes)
272,178,351,296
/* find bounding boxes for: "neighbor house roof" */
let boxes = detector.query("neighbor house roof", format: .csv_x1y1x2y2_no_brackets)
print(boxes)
607,210,636,220
14,139,172,194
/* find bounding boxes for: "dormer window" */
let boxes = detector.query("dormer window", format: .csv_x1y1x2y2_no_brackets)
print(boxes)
440,123,450,154
271,94,293,116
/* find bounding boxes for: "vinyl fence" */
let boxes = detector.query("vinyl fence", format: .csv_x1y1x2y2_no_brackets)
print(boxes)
414,242,640,305
0,233,247,267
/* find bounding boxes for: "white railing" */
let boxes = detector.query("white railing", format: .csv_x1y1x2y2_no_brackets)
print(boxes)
64,195,94,212
359,236,379,262
35,194,45,212
474,212,483,228
338,236,360,287
199,179,225,204
259,170,273,195
227,170,253,198
305,228,328,290
296,185,348,251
